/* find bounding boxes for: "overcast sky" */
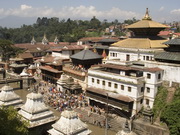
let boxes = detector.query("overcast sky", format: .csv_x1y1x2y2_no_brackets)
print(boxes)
1,0,180,27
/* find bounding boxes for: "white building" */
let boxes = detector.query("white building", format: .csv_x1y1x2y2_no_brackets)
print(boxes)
86,64,163,117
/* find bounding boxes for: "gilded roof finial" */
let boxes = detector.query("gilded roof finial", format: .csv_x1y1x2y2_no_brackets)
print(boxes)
142,8,152,20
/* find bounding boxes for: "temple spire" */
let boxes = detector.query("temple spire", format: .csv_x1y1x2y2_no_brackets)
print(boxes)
142,8,152,20
31,36,36,45
54,36,59,44
42,33,49,45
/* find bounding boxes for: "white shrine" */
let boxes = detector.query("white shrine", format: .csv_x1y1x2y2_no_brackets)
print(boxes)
18,91,58,128
48,108,92,135
0,83,23,109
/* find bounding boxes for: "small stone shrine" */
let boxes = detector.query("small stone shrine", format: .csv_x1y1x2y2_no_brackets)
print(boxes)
18,90,58,129
142,105,154,124
0,83,23,109
116,120,137,135
48,108,92,135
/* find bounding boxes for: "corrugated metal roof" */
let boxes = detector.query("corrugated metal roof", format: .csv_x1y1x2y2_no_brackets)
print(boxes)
155,52,180,61
163,38,180,45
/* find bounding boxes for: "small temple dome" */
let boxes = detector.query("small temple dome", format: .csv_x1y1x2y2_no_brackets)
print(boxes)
18,91,58,128
54,36,59,44
42,34,49,45
48,109,92,135
1,84,13,91
0,83,23,108
26,92,43,100
57,73,68,83
31,36,36,45
61,108,77,119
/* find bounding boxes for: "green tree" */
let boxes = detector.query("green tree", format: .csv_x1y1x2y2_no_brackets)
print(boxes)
0,106,28,135
0,39,22,61
161,88,180,135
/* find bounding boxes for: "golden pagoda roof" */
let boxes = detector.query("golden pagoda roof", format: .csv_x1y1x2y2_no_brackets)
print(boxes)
112,38,168,49
126,8,168,29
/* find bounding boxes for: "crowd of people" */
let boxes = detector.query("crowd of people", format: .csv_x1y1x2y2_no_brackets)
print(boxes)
37,81,88,112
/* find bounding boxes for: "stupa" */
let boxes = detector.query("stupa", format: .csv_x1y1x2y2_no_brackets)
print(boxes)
18,90,58,128
48,107,92,135
116,120,137,135
0,83,23,109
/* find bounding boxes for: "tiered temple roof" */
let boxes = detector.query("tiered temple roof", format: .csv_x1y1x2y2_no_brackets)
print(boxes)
18,92,58,128
48,108,92,135
112,8,168,49
0,83,23,109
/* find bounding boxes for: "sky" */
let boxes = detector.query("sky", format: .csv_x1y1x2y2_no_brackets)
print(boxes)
0,0,180,27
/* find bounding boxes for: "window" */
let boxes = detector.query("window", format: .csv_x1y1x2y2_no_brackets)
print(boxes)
128,87,131,92
126,54,130,61
140,99,143,104
146,56,149,61
108,82,111,87
121,85,124,90
147,73,151,79
102,80,105,86
158,73,161,79
92,78,94,83
143,56,145,60
114,83,118,89
141,87,144,92
97,79,100,84
147,87,150,93
146,99,149,105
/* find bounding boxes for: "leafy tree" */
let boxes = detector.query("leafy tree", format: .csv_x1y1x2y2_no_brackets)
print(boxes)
153,86,168,119
160,88,180,135
0,106,28,135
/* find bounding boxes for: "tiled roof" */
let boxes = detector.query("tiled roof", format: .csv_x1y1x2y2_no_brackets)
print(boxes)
155,52,180,61
100,64,142,71
99,64,162,73
163,38,180,45
112,38,168,49
144,67,163,72
40,55,63,65
126,20,168,29
87,87,134,102
70,48,102,60
18,52,33,59
79,37,119,42
39,66,62,73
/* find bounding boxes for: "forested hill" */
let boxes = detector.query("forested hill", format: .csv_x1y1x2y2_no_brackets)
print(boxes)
0,16,138,44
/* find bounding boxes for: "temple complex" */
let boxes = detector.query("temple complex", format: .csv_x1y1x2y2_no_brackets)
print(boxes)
48,108,92,135
0,83,23,109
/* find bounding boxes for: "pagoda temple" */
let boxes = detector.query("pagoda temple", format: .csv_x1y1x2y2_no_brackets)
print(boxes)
0,83,23,109
109,8,168,63
70,46,102,69
48,108,92,135
18,91,58,129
